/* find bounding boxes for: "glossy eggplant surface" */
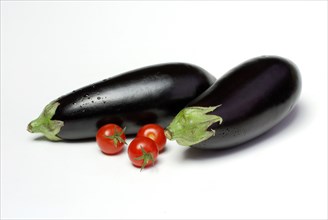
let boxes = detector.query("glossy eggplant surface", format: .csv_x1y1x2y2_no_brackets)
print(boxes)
28,63,215,141
165,56,301,149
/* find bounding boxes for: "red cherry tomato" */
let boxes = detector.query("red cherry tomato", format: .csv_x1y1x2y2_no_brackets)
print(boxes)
96,124,126,155
128,137,159,170
137,124,166,152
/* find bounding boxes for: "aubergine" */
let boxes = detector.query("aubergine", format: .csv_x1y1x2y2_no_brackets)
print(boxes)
165,56,301,149
27,63,216,141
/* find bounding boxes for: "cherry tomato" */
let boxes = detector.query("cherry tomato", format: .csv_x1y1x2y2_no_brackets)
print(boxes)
137,124,166,152
96,124,126,155
128,137,159,170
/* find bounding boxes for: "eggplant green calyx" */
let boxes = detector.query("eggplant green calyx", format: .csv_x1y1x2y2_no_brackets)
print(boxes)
27,101,64,141
165,105,223,146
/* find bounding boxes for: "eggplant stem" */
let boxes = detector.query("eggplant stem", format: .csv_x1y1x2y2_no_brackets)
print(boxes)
27,101,63,141
165,105,223,146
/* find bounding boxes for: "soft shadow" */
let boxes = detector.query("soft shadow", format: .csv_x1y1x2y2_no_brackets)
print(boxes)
159,144,170,154
33,136,96,144
33,136,50,141
183,103,303,160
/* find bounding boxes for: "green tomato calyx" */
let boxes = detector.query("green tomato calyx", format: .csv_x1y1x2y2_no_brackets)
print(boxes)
134,147,155,171
104,127,127,147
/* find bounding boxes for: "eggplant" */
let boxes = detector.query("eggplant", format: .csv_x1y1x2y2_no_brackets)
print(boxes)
27,63,215,141
165,56,301,149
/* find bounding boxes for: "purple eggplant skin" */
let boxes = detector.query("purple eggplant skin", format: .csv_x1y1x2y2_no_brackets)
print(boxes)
27,63,215,141
166,56,301,150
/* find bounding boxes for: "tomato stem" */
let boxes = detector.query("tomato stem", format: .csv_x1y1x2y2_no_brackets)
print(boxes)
104,127,127,147
134,147,155,171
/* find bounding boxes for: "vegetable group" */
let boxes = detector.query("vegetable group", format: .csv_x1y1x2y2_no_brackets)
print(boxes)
165,56,301,149
27,63,215,141
96,123,165,170
27,56,302,169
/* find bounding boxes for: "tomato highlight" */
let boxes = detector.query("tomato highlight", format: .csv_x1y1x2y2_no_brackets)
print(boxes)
137,124,166,152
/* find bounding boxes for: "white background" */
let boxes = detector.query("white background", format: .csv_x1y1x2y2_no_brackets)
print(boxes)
1,1,327,219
